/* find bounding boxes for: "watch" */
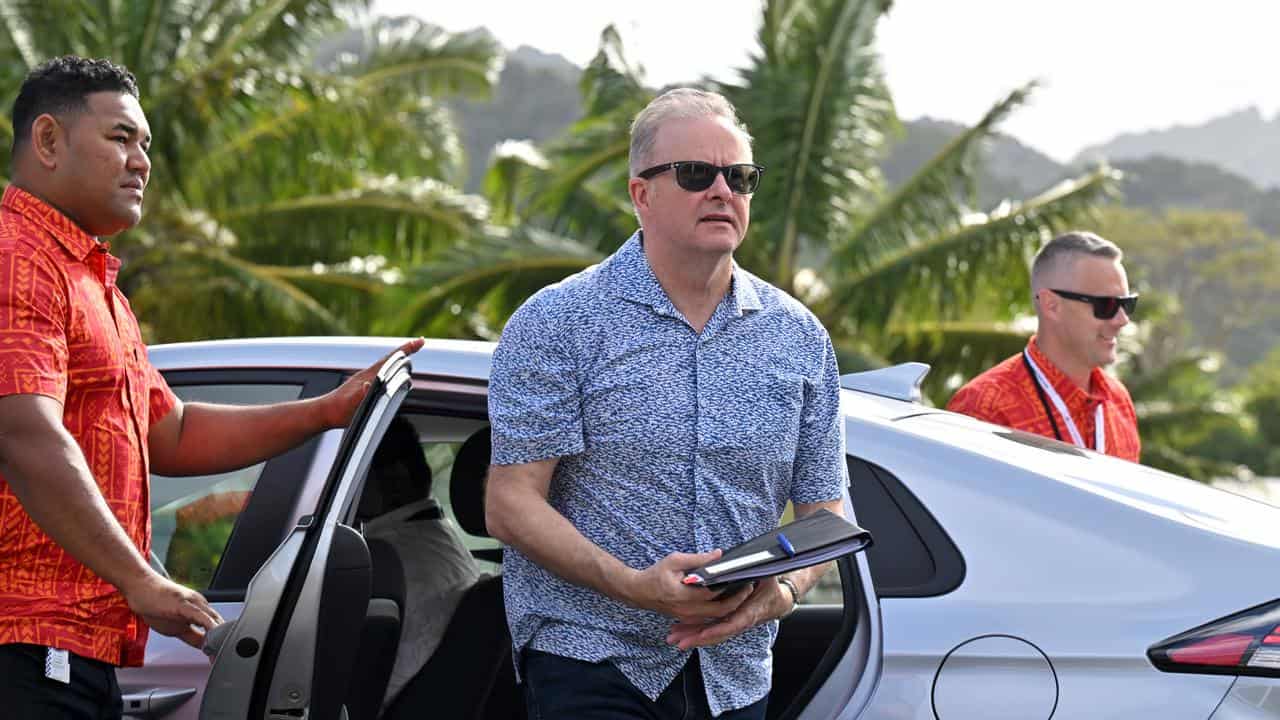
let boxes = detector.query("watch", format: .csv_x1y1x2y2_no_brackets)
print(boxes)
778,576,801,618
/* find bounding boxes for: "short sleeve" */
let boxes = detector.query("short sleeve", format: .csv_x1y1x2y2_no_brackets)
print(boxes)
145,357,178,425
488,292,585,465
790,330,846,504
0,248,69,403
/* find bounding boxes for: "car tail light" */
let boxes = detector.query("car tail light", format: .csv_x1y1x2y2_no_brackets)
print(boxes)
1149,598,1280,677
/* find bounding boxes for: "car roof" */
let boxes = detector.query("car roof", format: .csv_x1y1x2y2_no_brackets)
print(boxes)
148,336,496,382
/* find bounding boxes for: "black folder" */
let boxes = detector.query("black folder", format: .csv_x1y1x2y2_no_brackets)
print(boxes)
683,509,873,590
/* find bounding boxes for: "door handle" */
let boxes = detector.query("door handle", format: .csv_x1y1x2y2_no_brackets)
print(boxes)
122,687,197,719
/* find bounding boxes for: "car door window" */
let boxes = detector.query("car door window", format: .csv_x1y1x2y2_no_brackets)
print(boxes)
150,383,302,589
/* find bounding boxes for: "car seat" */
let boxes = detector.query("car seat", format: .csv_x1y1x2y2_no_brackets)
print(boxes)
382,425,522,720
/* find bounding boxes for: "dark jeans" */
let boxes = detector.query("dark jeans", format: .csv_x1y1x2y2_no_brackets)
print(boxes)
522,649,768,720
0,643,123,720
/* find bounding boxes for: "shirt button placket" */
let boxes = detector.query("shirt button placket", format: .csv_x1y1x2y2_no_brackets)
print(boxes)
693,334,713,553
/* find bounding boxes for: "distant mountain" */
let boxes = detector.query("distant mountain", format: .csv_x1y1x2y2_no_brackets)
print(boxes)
312,18,583,193
1076,107,1280,190
880,120,1280,236
450,45,582,191
880,118,1069,209
1110,155,1280,236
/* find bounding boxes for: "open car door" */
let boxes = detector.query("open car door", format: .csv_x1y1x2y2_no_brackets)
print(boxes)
198,351,412,720
778,488,883,720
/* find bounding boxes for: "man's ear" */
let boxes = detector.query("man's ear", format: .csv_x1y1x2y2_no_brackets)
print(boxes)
628,176,650,213
28,113,63,171
1035,288,1058,319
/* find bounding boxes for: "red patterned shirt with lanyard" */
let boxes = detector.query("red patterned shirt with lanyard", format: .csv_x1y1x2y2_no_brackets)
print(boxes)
946,336,1141,462
0,185,177,667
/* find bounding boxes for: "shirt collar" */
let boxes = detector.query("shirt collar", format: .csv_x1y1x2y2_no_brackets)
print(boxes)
2,184,101,262
606,231,761,318
1027,336,1106,404
2,185,120,287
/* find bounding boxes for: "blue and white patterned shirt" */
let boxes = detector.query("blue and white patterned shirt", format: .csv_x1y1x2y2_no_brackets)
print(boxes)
489,232,846,715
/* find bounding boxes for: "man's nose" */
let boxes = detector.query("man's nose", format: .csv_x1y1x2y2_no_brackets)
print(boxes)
128,145,151,180
704,169,732,199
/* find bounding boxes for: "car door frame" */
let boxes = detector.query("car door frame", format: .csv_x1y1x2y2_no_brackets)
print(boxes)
156,368,344,600
788,489,883,720
199,352,413,719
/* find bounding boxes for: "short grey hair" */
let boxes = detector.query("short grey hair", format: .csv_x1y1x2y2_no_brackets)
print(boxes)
629,88,752,177
1031,231,1123,295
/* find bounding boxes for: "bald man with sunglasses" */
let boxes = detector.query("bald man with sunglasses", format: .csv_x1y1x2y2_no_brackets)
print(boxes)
948,231,1142,461
485,88,847,719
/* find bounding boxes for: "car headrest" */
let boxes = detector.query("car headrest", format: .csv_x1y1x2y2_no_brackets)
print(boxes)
450,426,491,537
359,417,431,520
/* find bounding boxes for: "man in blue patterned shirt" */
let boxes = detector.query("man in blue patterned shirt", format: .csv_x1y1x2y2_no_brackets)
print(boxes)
485,88,847,719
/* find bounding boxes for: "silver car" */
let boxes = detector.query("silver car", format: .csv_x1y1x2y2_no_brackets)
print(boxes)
117,337,1280,720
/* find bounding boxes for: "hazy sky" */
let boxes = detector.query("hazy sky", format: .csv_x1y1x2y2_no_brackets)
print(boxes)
374,1,1280,162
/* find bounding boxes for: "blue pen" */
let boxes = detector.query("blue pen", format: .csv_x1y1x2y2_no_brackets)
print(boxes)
776,532,796,557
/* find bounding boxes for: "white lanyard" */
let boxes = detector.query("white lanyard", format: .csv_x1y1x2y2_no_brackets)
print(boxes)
1023,349,1105,453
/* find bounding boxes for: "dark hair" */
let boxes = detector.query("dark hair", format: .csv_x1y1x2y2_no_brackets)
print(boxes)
11,56,139,152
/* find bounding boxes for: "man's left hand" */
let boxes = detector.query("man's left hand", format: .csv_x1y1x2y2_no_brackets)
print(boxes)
319,338,424,428
665,577,793,651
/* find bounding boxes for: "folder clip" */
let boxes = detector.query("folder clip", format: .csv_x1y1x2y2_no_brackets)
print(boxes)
776,532,796,558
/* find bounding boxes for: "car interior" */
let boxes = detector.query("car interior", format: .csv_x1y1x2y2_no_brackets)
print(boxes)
337,406,859,720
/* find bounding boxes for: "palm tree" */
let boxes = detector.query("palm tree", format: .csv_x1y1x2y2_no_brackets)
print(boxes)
0,2,499,341
385,0,1117,400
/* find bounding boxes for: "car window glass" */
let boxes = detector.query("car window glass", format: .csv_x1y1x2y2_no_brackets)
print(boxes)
846,456,964,597
150,383,303,589
386,414,500,574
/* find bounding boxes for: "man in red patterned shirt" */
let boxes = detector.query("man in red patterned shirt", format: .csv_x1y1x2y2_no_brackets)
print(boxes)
947,231,1141,462
0,57,421,718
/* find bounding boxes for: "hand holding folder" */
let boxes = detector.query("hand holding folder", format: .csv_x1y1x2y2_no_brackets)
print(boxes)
682,509,872,591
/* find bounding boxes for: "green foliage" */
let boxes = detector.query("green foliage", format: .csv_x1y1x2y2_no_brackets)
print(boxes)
0,5,499,341
166,516,236,589
1097,206,1280,382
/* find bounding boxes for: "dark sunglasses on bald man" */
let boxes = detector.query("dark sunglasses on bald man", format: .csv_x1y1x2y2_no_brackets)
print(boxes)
637,161,765,195
1047,288,1139,319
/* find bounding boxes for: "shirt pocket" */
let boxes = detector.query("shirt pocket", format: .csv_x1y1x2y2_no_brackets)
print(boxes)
702,363,805,463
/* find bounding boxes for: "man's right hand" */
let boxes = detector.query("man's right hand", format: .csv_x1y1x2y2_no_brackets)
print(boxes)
625,550,754,623
123,573,224,649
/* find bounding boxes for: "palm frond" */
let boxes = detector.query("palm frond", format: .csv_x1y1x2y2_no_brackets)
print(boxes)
213,174,489,236
820,166,1120,329
380,227,603,337
0,2,50,68
579,25,648,116
845,83,1037,268
886,319,1032,402
342,16,500,98
723,0,893,288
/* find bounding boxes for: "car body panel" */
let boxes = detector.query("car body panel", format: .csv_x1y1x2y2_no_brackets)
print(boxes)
126,341,1280,719
847,399,1280,719
1211,677,1280,718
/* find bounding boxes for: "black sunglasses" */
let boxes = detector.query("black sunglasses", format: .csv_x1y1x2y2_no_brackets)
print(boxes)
1048,288,1139,319
637,161,765,195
